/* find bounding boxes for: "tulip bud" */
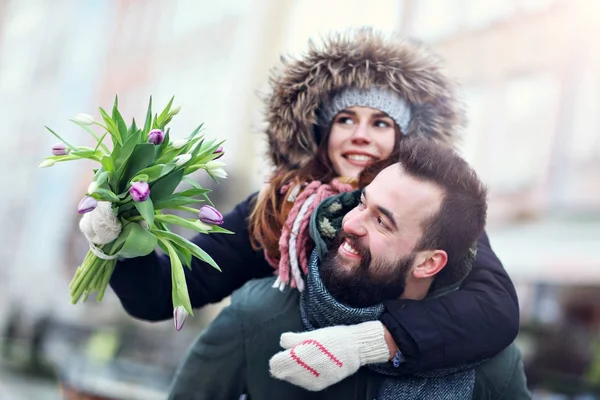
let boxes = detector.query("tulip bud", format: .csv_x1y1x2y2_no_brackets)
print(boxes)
198,205,224,225
213,146,224,160
173,306,189,331
129,181,150,202
172,139,187,149
205,160,228,179
38,159,56,168
148,129,165,145
52,143,70,156
88,182,99,194
78,196,98,214
170,104,182,116
174,154,191,167
73,113,94,125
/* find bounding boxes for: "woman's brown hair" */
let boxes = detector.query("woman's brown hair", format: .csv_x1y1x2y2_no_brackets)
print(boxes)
249,123,402,263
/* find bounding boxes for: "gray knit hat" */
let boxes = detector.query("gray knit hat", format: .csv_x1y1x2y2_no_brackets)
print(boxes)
317,87,412,134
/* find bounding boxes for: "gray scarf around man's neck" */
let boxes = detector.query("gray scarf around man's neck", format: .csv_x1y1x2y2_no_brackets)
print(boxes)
300,249,477,400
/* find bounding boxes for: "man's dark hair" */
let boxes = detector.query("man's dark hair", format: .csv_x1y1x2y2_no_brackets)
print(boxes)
395,137,488,271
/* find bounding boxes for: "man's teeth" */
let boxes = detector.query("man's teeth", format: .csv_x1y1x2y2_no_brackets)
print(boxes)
346,154,374,162
343,241,359,255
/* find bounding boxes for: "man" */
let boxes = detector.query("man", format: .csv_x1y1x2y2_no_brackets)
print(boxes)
167,138,530,399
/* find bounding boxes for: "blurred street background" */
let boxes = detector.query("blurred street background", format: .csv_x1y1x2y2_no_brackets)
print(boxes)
0,0,599,398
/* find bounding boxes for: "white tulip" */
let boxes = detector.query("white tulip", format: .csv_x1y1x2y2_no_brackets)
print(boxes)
174,154,192,167
73,113,95,125
172,139,187,149
206,160,227,179
87,181,99,194
170,104,182,116
38,159,56,168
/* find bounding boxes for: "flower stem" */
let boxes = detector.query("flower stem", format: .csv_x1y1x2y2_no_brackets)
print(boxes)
96,260,116,302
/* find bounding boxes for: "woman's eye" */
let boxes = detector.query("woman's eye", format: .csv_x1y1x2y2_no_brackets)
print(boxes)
336,116,354,125
374,120,391,128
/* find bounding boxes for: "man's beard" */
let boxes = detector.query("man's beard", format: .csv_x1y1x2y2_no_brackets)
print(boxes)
319,231,414,308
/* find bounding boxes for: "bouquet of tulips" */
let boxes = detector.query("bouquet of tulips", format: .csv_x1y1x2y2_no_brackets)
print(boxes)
38,96,229,330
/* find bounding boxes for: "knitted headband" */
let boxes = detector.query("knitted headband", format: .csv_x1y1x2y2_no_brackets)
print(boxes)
317,87,412,134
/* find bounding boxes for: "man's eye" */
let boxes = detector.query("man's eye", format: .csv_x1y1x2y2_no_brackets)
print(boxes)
376,216,388,229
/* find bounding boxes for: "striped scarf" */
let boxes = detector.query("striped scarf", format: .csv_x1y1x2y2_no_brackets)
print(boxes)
299,251,478,399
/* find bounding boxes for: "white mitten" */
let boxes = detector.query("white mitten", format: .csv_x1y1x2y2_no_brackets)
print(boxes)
269,321,389,391
79,201,122,245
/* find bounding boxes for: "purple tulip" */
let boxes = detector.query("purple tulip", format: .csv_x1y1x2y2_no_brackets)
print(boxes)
213,146,224,160
78,196,97,214
173,306,189,331
198,205,223,225
130,181,150,202
52,143,70,156
148,129,165,145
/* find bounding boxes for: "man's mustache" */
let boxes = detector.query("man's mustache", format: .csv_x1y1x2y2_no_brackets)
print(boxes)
336,231,371,269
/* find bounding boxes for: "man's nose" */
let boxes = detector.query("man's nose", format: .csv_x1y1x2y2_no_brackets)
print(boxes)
342,212,367,237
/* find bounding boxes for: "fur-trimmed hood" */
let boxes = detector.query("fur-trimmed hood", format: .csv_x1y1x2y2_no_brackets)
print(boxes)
263,27,466,171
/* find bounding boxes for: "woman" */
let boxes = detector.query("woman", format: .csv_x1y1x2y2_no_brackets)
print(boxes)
108,28,519,379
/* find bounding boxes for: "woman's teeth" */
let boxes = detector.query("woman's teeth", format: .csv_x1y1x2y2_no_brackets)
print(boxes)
345,154,374,162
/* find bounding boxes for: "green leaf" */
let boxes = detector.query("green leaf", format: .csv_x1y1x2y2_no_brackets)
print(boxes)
128,118,138,137
159,238,193,316
72,149,99,158
118,203,135,214
175,187,211,198
143,96,153,135
99,107,121,146
171,241,192,269
44,126,77,150
153,195,203,210
47,154,81,162
135,163,175,182
181,136,205,156
208,225,234,235
187,123,204,140
192,139,224,164
154,229,221,272
94,131,110,153
112,128,139,171
182,176,202,189
112,102,128,142
69,119,111,154
131,173,149,182
91,188,120,202
120,143,156,187
156,128,171,158
101,156,114,173
154,214,211,234
149,168,184,201
118,223,158,258
157,96,174,125
133,198,154,227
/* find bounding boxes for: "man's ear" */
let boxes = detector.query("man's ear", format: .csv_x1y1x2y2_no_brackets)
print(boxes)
412,250,448,279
